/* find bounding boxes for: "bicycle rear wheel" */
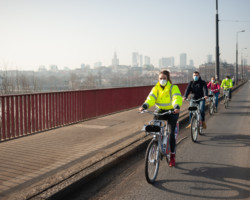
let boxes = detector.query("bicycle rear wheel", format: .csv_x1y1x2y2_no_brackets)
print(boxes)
191,115,198,142
225,98,228,109
145,140,160,184
209,101,214,115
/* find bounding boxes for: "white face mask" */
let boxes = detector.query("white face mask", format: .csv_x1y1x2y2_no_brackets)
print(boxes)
160,79,167,86
226,78,228,81
212,80,215,83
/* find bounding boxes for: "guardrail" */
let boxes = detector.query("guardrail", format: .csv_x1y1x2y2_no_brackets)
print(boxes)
1,81,247,142
0,84,188,141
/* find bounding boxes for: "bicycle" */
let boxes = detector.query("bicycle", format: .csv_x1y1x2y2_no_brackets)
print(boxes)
140,110,178,183
208,90,217,115
186,97,205,142
223,88,230,109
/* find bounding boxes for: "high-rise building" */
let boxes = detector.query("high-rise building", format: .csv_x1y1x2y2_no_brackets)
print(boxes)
132,52,139,67
144,56,151,65
112,51,119,68
167,57,175,67
180,53,187,68
159,57,168,68
139,55,143,67
159,57,175,68
189,59,194,67
207,54,213,63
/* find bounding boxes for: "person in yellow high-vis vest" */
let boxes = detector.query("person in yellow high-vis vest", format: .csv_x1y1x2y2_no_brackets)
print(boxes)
139,70,183,167
220,75,233,100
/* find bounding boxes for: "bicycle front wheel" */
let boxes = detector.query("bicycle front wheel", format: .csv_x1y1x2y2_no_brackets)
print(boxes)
145,140,160,183
209,101,214,115
191,115,198,142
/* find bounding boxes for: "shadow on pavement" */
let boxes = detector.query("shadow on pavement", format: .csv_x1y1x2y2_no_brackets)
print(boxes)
196,134,250,148
154,162,250,199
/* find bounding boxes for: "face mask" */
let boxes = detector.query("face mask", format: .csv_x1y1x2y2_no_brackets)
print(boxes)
226,78,228,81
212,80,215,83
193,76,199,81
160,79,167,86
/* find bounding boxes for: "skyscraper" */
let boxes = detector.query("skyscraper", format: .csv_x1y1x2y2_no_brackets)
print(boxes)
112,51,119,68
180,53,187,68
207,54,213,63
144,56,151,65
132,52,139,67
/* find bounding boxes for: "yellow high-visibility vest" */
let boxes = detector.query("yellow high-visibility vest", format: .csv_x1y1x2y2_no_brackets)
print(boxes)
144,81,183,110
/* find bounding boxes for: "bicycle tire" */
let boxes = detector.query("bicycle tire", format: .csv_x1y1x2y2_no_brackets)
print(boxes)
190,115,198,142
145,139,160,183
209,101,213,115
225,98,228,109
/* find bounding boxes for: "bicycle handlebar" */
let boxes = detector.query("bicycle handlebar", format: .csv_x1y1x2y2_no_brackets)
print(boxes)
185,97,205,102
139,109,174,116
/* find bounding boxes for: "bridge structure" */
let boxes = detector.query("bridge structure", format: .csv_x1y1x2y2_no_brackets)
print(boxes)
0,81,247,199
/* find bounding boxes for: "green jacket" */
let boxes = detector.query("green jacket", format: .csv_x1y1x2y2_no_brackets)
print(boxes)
220,78,233,89
143,81,183,110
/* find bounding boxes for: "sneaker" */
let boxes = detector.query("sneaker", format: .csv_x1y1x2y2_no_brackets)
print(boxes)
202,121,207,129
169,153,175,167
186,124,191,129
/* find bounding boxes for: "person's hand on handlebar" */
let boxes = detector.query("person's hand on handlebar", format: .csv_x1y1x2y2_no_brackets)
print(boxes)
183,96,187,100
174,109,180,114
204,96,208,99
139,107,144,112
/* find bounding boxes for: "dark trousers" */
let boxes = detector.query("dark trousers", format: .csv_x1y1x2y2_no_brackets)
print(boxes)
154,111,179,153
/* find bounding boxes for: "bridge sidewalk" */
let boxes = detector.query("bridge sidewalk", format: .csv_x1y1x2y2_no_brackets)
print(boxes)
0,81,245,200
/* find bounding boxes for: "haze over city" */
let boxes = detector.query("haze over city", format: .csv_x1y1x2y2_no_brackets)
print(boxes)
0,0,250,70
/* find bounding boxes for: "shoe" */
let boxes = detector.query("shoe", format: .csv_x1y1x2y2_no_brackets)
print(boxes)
186,124,191,129
202,121,207,129
169,153,175,167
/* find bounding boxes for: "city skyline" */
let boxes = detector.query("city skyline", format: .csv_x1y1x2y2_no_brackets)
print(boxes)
0,0,250,71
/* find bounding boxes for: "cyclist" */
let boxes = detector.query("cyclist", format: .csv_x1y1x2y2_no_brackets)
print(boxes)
207,76,220,112
139,70,183,167
183,71,208,129
220,75,233,101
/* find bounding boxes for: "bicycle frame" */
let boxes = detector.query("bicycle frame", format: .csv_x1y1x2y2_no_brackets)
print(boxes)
143,116,172,157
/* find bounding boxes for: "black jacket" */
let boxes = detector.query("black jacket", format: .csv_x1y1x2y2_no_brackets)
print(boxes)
184,78,208,100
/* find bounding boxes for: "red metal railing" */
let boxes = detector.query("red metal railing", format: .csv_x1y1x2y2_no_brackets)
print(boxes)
0,84,188,141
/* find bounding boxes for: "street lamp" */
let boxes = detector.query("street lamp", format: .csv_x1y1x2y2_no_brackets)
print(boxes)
241,48,247,80
243,56,248,80
236,30,245,85
215,0,220,81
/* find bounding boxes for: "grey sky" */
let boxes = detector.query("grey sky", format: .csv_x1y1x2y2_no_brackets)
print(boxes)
0,0,250,70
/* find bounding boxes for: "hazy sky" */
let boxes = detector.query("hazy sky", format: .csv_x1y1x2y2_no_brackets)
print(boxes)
0,0,250,70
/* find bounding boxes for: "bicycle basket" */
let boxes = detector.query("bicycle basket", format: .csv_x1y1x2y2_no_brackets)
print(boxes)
188,106,197,111
145,125,161,132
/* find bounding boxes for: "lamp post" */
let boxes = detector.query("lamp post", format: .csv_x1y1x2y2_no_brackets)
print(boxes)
243,56,248,80
241,48,247,80
215,0,220,81
236,30,245,85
